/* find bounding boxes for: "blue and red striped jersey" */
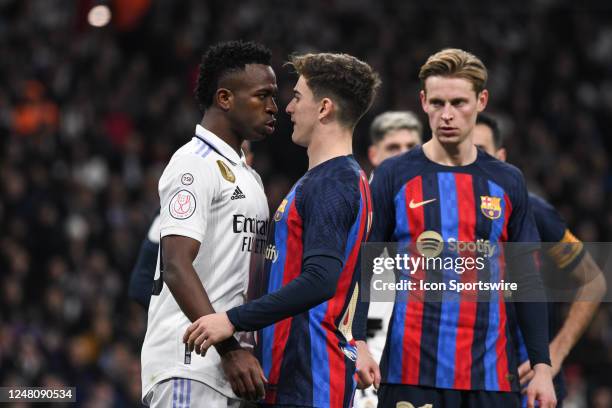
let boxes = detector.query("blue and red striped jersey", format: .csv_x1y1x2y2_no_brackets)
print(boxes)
252,155,372,408
511,193,586,405
370,146,540,392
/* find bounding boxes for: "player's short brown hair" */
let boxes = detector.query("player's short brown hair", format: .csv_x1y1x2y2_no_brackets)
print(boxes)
419,48,487,94
287,53,381,128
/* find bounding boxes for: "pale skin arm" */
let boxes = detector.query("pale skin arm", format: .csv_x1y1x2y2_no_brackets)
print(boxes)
355,340,381,390
519,252,606,384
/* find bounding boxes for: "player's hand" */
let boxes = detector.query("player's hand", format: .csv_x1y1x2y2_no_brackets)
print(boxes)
221,348,267,401
523,363,556,408
355,340,381,390
518,343,563,386
183,312,235,355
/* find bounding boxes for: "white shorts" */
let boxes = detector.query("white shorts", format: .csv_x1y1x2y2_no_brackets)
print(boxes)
144,378,243,408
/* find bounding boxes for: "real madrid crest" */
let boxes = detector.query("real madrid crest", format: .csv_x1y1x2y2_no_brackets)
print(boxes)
216,160,235,183
480,195,502,220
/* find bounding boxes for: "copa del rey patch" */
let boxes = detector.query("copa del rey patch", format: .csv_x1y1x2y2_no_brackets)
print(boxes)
169,190,196,219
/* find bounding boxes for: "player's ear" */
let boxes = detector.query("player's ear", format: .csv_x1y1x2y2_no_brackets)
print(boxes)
318,97,334,121
215,88,233,111
496,147,507,162
476,89,489,112
419,90,428,113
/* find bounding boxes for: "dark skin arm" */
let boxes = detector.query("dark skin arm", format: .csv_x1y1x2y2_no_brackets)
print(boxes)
162,235,266,400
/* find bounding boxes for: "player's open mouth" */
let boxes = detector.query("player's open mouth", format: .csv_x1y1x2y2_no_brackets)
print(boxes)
265,120,276,133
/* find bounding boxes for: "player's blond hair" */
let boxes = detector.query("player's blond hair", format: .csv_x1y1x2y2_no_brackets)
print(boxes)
287,53,381,128
418,48,487,94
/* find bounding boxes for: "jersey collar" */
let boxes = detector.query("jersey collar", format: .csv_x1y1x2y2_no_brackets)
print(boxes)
194,124,244,165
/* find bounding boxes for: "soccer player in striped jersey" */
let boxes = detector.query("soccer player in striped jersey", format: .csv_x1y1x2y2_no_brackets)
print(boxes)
354,111,424,408
473,113,606,408
183,52,381,408
367,49,556,407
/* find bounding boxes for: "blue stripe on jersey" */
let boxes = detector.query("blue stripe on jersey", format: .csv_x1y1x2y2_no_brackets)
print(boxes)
435,173,461,388
186,379,191,408
309,182,364,406
484,180,506,389
262,188,297,378
309,301,330,407
200,146,212,158
173,378,177,408
387,184,410,383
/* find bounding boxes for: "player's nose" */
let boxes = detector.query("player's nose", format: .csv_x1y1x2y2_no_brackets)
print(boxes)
266,98,278,114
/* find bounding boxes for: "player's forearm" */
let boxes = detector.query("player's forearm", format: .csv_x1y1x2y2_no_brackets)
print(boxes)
227,255,343,331
510,250,551,366
165,262,241,355
164,261,217,321
553,254,606,359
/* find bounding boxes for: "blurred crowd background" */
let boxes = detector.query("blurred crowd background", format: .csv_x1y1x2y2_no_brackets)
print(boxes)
1,0,611,406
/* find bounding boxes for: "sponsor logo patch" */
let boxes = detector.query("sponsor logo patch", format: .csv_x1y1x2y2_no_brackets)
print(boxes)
416,230,444,258
231,186,246,200
169,190,196,219
396,403,433,408
409,198,436,209
181,173,194,185
217,160,235,183
480,195,502,220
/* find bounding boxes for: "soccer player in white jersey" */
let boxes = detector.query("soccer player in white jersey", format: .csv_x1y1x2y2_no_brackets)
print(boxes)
141,40,278,407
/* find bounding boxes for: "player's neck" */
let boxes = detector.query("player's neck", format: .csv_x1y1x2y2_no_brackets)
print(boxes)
199,114,242,156
306,124,353,170
422,137,477,166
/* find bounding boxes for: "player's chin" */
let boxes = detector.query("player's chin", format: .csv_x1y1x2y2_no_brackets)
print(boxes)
436,132,462,144
249,128,270,141
291,132,307,147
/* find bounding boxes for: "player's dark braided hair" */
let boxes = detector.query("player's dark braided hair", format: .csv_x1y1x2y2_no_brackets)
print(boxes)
195,40,272,112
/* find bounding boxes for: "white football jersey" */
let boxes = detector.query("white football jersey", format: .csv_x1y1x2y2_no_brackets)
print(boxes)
141,125,269,400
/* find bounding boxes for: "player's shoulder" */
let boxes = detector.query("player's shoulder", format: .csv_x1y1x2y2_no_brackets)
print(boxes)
528,192,557,216
476,150,526,190
373,146,428,186
166,138,214,169
299,156,362,199
380,146,427,173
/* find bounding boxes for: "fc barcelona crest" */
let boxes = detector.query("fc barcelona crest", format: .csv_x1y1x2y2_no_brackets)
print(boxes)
480,195,502,220
274,199,288,222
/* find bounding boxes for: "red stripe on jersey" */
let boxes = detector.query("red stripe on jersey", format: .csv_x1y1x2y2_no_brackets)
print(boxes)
324,176,369,408
361,171,374,242
266,201,303,404
494,193,513,391
402,177,426,384
453,173,478,389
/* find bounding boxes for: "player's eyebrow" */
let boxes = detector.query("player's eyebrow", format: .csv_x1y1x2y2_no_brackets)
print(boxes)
255,85,278,94
293,89,301,96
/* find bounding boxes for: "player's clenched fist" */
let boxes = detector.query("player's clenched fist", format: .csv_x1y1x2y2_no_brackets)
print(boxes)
183,312,235,355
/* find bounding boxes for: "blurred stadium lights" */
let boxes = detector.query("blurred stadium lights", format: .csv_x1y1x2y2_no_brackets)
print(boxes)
87,4,112,28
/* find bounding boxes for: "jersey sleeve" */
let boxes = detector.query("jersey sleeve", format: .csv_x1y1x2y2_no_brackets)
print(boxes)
369,162,396,242
298,176,359,261
158,154,218,243
530,194,585,270
507,172,540,244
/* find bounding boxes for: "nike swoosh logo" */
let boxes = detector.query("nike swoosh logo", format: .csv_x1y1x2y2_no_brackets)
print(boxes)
409,198,437,209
